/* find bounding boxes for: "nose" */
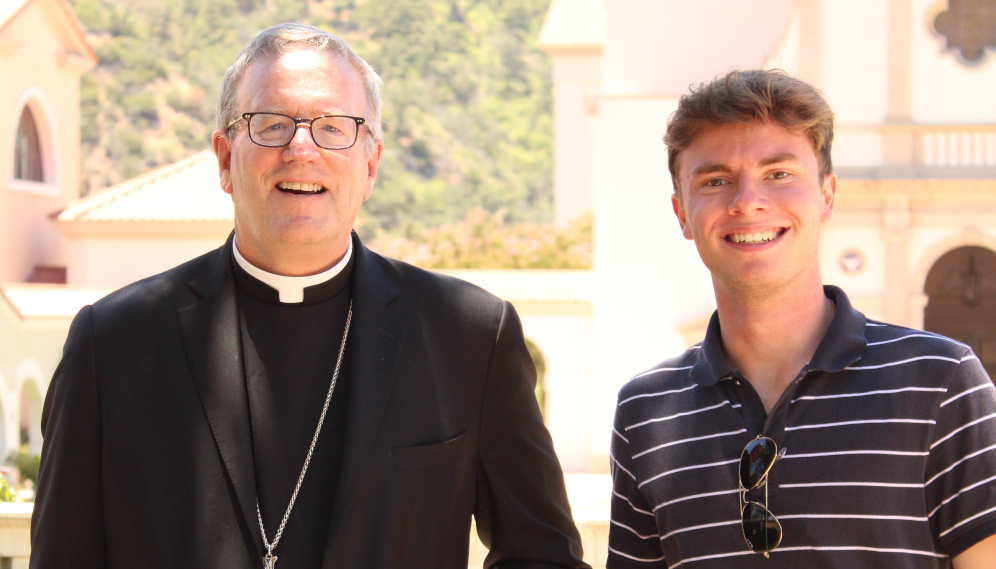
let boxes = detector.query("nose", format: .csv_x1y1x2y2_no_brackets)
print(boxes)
283,122,321,160
728,176,768,216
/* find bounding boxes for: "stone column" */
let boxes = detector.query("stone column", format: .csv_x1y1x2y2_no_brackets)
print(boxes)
882,193,912,327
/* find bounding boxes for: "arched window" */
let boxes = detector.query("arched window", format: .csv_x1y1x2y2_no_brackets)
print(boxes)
14,106,44,182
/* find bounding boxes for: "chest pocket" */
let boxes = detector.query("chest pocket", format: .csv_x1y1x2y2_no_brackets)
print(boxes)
392,432,467,471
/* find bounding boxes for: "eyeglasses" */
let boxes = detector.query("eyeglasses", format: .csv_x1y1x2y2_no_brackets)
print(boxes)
227,112,367,150
739,436,787,557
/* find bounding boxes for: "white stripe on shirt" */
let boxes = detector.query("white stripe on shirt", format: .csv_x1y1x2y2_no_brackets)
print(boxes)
620,383,696,406
780,481,923,489
783,449,929,459
930,412,996,450
792,386,947,403
607,546,666,563
668,545,948,568
653,488,740,512
612,519,658,540
659,519,739,541
778,513,927,522
926,443,996,486
941,383,996,408
613,489,655,516
866,334,966,348
612,455,637,480
625,401,732,431
773,546,947,559
639,459,739,489
784,418,935,431
633,429,746,459
939,504,996,538
613,426,630,443
845,355,961,370
928,473,996,517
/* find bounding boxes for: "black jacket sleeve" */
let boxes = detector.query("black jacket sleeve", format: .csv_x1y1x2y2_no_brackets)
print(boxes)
474,301,589,569
31,305,107,569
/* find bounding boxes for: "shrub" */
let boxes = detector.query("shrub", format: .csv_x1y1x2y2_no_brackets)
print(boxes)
371,208,592,269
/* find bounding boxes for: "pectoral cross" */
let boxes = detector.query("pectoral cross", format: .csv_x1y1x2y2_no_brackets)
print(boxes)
263,552,278,569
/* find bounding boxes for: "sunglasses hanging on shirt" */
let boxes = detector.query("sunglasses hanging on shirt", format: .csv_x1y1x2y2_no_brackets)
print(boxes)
739,436,788,557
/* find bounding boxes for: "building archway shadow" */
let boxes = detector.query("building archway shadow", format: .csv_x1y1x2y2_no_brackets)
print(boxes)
923,245,996,380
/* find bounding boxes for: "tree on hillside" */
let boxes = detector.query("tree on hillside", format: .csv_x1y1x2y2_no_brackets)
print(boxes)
70,0,554,237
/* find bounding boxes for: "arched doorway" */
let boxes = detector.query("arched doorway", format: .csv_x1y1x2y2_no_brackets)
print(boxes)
923,246,996,378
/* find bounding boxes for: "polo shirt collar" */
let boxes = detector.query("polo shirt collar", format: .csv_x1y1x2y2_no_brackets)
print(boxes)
689,285,868,387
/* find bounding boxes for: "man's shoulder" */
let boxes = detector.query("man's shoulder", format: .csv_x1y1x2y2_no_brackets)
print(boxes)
373,251,506,316
860,318,973,361
617,345,702,406
90,245,221,319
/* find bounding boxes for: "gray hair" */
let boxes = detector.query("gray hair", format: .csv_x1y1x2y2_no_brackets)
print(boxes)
215,23,383,156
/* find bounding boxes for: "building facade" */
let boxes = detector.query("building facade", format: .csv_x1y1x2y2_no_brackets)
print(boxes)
540,0,996,469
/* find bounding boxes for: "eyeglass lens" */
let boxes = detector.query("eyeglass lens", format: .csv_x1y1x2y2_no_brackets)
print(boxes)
741,502,783,553
248,113,358,149
740,437,778,490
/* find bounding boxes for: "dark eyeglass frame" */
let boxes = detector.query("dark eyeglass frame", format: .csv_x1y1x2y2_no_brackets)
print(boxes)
226,112,367,150
739,436,787,557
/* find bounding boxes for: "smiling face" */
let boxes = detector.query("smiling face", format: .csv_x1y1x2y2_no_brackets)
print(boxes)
212,48,382,275
672,121,836,300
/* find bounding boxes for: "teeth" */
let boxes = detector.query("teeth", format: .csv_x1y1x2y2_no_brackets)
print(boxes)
277,182,323,192
729,230,778,244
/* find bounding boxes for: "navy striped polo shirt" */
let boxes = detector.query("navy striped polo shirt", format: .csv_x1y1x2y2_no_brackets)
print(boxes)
608,286,996,568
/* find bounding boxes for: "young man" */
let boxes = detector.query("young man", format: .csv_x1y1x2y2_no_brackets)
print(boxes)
607,70,996,568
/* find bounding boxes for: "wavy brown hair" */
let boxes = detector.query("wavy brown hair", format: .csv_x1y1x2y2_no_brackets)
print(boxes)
665,69,834,195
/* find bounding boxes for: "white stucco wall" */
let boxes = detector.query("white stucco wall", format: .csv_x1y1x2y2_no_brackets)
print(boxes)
551,53,602,225
66,236,226,288
517,304,594,472
910,0,996,123
0,300,74,462
0,0,86,283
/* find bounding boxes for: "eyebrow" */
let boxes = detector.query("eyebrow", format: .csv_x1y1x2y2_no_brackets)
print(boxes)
688,152,802,177
264,107,349,117
689,163,732,177
757,152,801,167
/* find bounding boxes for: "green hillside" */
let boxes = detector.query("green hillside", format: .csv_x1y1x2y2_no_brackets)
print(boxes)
70,0,555,237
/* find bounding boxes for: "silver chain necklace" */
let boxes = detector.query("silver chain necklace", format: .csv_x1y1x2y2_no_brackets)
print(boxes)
257,300,352,569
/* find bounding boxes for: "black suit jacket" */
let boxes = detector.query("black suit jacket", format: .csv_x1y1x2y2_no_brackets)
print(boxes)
31,235,587,569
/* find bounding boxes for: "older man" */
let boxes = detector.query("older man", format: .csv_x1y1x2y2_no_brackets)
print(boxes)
607,70,996,568
32,23,586,569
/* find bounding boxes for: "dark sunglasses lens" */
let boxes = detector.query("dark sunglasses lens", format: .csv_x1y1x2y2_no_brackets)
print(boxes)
742,502,782,553
740,438,778,489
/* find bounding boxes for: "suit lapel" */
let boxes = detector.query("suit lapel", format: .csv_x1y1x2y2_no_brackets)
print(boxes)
323,237,410,563
177,238,262,558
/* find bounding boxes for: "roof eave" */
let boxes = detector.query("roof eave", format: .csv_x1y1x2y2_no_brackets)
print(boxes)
51,219,234,239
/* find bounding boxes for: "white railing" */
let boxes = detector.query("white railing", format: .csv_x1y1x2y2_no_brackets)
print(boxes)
919,128,996,168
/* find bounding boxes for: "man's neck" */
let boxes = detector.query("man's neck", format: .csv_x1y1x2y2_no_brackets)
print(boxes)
715,276,834,414
234,234,351,277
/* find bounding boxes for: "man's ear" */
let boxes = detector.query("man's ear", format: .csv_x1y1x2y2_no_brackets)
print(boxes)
362,138,384,201
672,192,694,240
213,131,234,195
820,172,837,223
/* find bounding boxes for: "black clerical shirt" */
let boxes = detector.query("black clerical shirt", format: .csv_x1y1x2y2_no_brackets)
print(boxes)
232,252,353,568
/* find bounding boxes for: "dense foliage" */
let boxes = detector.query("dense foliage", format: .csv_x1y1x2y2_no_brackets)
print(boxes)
371,208,591,269
70,0,555,236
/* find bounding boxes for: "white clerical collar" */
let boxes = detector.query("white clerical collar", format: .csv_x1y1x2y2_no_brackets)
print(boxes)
232,239,353,304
